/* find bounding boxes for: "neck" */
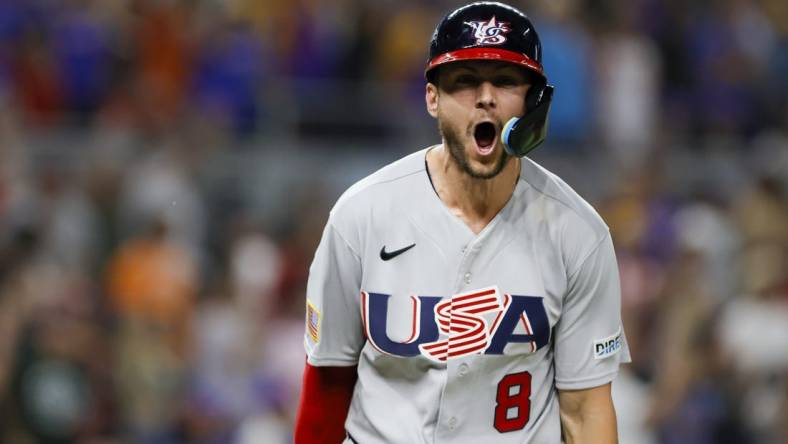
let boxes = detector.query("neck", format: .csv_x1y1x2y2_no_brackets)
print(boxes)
426,144,520,234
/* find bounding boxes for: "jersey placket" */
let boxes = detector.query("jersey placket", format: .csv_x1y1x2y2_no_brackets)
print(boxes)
434,231,491,442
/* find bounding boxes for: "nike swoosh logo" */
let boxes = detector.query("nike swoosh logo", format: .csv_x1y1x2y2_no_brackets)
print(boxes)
380,243,416,261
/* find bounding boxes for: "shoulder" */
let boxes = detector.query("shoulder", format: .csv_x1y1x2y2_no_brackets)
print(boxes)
518,156,609,236
327,148,428,233
333,149,427,213
517,157,611,274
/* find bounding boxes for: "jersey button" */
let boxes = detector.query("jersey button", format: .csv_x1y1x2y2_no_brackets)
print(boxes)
463,272,471,284
458,363,469,376
448,417,457,430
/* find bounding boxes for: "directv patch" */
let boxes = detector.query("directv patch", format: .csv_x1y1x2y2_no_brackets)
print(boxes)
593,328,622,360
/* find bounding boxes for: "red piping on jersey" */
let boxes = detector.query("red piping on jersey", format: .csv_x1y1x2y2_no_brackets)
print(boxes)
405,295,418,343
489,293,511,334
519,303,537,354
361,291,368,339
426,47,544,76
361,291,385,354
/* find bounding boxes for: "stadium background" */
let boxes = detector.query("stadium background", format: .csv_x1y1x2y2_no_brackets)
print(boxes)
0,0,786,442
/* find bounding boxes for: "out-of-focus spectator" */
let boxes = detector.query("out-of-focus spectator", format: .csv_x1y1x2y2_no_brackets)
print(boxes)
721,173,788,442
594,1,661,166
106,218,197,337
647,251,747,444
116,144,207,247
36,164,102,271
612,366,657,444
229,222,282,317
13,29,63,124
50,0,113,123
133,0,193,125
0,227,118,443
105,217,199,442
534,0,594,145
684,1,759,136
733,176,788,247
375,2,434,88
673,196,741,301
191,20,268,135
186,280,258,443
183,220,291,443
112,316,187,443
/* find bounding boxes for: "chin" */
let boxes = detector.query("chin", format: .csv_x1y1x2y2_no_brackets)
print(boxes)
463,144,512,180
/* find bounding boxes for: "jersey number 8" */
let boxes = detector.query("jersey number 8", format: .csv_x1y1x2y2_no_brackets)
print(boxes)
494,371,532,433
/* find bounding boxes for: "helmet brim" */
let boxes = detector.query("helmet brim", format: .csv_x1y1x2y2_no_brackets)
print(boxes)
425,47,544,79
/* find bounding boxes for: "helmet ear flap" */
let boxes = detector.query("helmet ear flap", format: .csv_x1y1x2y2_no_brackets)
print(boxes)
524,75,548,112
503,83,554,158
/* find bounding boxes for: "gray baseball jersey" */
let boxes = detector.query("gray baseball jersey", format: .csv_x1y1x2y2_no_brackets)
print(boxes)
304,147,630,444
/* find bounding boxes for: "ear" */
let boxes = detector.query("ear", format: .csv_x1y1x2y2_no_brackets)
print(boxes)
425,83,439,118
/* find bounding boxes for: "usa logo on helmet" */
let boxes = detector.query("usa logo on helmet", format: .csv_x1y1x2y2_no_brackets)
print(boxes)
466,16,511,45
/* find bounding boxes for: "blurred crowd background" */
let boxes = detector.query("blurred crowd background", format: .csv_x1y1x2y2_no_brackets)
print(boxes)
0,0,786,443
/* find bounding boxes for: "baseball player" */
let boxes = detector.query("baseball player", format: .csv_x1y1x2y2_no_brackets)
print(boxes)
294,2,630,443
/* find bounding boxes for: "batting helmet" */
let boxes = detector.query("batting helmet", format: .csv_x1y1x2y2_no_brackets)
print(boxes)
425,1,554,157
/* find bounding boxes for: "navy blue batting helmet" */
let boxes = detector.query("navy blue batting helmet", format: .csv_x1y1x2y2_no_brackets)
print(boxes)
426,2,554,157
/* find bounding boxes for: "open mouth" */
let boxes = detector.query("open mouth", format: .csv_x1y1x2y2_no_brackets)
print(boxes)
474,122,497,155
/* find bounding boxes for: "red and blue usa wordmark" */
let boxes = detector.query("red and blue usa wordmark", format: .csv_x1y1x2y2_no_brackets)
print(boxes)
361,286,549,360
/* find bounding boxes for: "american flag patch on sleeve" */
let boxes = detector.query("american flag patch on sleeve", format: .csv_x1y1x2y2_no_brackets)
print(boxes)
306,300,321,343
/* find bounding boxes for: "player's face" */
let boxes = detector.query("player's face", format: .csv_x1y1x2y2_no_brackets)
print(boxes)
426,61,531,179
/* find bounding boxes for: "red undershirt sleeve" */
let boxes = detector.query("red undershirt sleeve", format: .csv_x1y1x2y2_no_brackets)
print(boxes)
294,361,359,444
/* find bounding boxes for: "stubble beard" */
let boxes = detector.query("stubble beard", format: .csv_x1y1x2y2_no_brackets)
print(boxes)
439,118,511,180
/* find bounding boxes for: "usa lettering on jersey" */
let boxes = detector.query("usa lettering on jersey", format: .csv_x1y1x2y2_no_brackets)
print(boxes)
361,286,550,360
419,287,502,361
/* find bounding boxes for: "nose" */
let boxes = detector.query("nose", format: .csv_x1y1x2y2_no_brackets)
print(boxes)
476,81,496,110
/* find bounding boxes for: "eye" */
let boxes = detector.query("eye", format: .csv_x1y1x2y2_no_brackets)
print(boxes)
494,76,521,87
454,74,479,86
